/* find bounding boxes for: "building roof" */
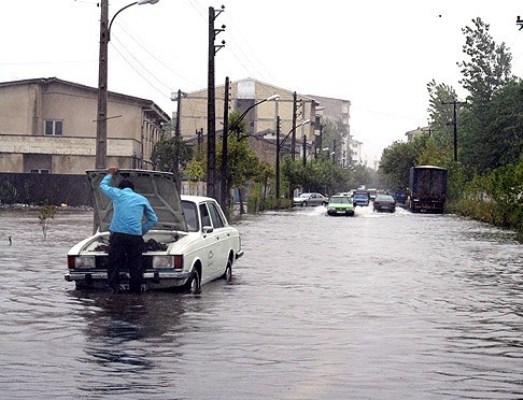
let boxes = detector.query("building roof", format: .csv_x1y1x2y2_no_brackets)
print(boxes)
0,77,171,121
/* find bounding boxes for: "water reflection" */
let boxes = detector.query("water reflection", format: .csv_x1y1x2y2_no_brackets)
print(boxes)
70,290,188,396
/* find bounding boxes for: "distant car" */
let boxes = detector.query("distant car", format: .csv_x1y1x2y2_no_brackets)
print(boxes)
293,192,328,207
367,188,377,200
65,169,243,293
326,195,355,216
394,190,408,204
335,191,354,197
373,194,396,213
352,190,370,206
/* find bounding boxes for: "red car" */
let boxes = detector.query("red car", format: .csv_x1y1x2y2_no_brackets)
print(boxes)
373,194,396,213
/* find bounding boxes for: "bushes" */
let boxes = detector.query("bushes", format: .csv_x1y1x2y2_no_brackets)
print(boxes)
448,157,523,234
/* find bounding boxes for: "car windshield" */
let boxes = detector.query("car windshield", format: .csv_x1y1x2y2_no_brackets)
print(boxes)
330,196,350,204
182,200,199,232
298,193,311,198
377,195,394,201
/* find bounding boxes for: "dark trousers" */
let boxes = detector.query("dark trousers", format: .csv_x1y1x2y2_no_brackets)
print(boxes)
108,232,144,293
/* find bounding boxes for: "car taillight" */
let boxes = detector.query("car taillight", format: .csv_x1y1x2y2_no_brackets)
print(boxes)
174,255,183,270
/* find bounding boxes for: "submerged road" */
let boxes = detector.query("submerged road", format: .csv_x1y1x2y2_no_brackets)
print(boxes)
1,205,522,399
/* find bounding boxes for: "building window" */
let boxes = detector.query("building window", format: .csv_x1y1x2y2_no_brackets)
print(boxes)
44,120,63,136
30,169,50,174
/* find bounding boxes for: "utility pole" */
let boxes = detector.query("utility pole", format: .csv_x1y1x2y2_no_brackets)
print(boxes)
96,0,109,169
275,116,281,200
207,5,225,199
316,123,324,159
174,89,185,191
291,91,297,161
442,99,466,162
302,134,307,167
220,76,230,212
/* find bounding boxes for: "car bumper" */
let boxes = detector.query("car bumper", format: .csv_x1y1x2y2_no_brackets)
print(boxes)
327,209,354,215
64,270,191,290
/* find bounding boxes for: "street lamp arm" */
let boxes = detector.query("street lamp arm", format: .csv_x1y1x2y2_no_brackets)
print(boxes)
229,95,280,134
108,0,159,40
109,2,138,38
279,119,310,148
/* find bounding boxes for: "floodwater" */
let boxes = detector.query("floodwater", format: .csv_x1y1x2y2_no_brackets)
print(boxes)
1,206,522,400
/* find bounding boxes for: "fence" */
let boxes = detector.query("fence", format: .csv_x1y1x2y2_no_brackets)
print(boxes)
0,173,92,207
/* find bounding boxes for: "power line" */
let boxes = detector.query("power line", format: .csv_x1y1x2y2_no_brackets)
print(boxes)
110,41,171,100
114,20,201,88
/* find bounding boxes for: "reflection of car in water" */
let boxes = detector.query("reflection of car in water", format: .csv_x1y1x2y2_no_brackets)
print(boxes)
326,195,355,216
65,169,243,293
352,190,370,206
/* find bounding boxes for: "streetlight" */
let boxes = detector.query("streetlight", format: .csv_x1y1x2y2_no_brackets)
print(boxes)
95,0,159,170
275,119,310,199
220,94,280,210
229,94,280,138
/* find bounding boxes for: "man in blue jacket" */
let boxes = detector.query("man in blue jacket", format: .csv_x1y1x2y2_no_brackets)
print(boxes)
100,167,158,293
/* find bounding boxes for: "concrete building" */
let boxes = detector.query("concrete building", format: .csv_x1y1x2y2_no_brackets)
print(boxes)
0,77,170,174
176,78,351,165
405,126,430,142
350,139,363,165
305,94,351,167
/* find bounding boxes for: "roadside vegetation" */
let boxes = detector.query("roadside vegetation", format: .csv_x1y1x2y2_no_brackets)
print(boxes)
152,17,522,235
154,111,378,215
378,17,523,236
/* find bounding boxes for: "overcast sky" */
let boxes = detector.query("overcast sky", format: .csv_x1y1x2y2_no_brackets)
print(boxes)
2,0,523,163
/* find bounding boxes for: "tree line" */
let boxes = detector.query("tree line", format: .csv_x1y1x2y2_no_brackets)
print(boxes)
378,17,523,235
152,110,378,214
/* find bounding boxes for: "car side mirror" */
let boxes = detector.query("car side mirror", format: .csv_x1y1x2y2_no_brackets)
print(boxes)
203,226,214,234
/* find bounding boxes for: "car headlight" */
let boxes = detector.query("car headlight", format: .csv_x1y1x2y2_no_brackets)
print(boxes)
68,256,96,270
152,255,184,270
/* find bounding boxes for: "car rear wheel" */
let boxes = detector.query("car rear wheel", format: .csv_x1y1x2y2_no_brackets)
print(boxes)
301,201,307,207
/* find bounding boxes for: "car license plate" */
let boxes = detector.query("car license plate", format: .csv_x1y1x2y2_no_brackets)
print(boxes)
119,284,146,292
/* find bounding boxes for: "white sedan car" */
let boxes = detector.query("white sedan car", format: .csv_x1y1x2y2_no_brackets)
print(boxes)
292,192,328,207
65,169,243,293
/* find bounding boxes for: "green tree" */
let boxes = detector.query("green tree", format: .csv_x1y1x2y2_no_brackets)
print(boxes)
217,132,261,214
457,17,514,173
38,202,57,241
378,139,423,191
478,80,523,169
426,79,457,149
458,17,513,104
152,136,193,172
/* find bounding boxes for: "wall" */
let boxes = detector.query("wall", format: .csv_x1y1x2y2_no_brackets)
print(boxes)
0,173,92,206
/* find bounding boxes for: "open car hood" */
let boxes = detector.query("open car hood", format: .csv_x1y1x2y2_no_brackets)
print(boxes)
87,169,188,233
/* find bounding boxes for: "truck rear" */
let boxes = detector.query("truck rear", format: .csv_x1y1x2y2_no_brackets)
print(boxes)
408,166,448,214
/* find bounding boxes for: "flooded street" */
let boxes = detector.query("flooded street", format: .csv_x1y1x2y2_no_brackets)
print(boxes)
1,206,523,399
